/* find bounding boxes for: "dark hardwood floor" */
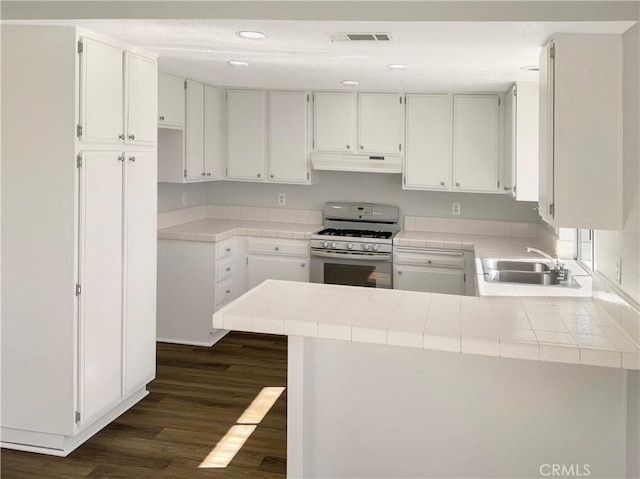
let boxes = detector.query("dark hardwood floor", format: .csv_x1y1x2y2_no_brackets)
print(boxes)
1,332,288,479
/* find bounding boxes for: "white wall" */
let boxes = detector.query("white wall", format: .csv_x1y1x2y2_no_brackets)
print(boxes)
199,172,540,222
594,23,640,305
158,182,208,212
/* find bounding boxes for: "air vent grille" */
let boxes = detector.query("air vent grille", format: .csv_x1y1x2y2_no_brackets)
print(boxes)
330,32,393,42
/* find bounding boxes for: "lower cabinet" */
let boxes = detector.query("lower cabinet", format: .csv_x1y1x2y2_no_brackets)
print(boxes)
246,238,309,289
393,248,476,296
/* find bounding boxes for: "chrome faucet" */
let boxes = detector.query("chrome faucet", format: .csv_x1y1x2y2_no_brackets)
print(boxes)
526,247,570,281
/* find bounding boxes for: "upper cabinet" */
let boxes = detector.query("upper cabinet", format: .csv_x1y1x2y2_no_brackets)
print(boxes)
313,92,356,152
185,80,205,181
504,82,539,201
158,72,185,128
452,94,501,192
404,94,452,190
226,89,267,181
79,38,156,146
538,34,623,230
358,93,403,154
204,84,225,180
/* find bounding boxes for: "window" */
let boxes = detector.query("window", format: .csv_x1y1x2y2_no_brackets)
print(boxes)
577,229,594,271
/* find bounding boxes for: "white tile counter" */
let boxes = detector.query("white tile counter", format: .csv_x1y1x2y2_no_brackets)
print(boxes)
213,280,640,370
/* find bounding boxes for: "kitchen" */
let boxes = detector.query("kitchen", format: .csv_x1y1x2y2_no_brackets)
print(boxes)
3,1,637,478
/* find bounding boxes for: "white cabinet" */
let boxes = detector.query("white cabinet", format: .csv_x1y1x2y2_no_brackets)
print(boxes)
158,72,185,128
79,37,157,147
403,94,452,190
204,84,225,180
538,34,623,230
226,89,267,181
453,94,501,192
269,91,311,183
185,80,205,180
358,93,403,154
1,26,157,456
313,91,356,152
395,265,464,295
504,82,539,201
246,238,309,289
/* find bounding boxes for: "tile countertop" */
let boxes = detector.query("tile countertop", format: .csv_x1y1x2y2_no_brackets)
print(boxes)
394,229,593,297
213,280,640,370
158,218,320,242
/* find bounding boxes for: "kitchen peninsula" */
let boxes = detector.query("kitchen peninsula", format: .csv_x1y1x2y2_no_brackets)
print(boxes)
213,280,639,478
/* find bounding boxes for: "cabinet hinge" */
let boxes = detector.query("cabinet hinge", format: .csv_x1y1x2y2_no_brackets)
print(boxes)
183,169,187,178
403,176,406,185
312,140,315,149
497,180,500,188
75,284,81,296
464,273,466,282
184,80,187,89
498,97,501,106
76,124,82,138
399,96,402,104
399,143,402,152
549,204,555,217
550,43,555,59
307,94,310,102
513,85,517,97
76,155,82,168
75,411,81,423
246,257,248,266
307,172,310,180
77,40,83,54
225,168,228,176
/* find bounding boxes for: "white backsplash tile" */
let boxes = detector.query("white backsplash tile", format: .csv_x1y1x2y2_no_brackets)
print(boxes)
402,215,539,239
295,209,310,224
268,208,283,223
253,207,269,222
282,208,296,224
241,206,254,221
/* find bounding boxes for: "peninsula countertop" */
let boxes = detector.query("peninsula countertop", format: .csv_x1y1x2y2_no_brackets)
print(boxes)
213,280,640,370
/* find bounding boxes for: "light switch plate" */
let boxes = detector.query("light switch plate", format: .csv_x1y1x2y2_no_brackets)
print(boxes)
452,202,461,215
278,193,286,206
182,192,188,206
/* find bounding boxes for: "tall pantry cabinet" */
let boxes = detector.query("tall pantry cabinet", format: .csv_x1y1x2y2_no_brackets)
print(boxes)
1,26,158,456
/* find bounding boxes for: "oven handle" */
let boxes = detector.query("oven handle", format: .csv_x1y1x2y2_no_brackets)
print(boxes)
310,250,392,262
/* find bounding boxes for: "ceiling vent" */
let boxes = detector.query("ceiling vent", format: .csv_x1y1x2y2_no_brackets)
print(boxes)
330,33,393,42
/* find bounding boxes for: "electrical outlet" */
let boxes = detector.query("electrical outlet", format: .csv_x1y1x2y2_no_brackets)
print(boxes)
182,192,188,206
278,193,286,206
452,202,461,215
615,255,622,284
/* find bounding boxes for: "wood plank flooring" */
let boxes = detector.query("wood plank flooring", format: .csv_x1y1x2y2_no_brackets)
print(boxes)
1,332,288,478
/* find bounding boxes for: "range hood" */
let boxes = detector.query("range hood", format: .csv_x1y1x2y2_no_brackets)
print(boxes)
310,153,402,174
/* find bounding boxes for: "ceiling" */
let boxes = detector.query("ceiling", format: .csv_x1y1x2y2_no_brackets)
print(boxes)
6,19,635,91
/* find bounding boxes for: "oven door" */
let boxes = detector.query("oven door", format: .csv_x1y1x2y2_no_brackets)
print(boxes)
310,250,392,289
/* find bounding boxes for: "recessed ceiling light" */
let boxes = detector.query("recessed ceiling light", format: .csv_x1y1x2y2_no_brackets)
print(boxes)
387,64,408,70
341,80,359,86
228,60,249,67
520,65,539,72
237,31,266,40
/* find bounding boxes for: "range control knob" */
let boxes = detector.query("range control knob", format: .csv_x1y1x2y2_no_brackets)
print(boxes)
331,242,338,249
363,244,372,251
347,243,355,250
323,241,330,248
373,244,381,252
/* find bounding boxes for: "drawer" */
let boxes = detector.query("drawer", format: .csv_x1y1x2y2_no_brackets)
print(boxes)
217,257,234,283
247,238,308,257
216,279,234,306
216,240,234,260
394,248,464,269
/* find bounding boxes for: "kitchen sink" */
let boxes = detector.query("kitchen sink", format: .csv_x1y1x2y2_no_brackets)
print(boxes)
482,259,551,272
484,270,560,285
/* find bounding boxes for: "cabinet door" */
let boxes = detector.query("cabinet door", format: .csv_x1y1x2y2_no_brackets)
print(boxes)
158,72,185,128
123,151,157,394
453,95,500,192
404,94,451,190
227,90,266,181
503,86,516,196
514,82,539,202
538,44,554,224
204,84,225,180
247,256,309,290
269,91,309,183
78,151,123,423
394,266,463,295
185,80,205,180
125,52,157,145
80,37,124,144
358,93,402,154
313,92,355,152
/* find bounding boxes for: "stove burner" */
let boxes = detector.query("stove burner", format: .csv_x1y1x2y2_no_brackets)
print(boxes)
316,228,393,239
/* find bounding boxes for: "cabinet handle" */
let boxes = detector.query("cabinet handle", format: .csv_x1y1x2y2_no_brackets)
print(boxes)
398,271,402,275
275,247,280,251
503,186,512,191
128,134,135,140
118,134,125,140
129,156,136,162
257,173,261,178
207,173,212,177
226,267,231,272
427,260,432,264
301,263,306,267
201,172,206,176
270,174,274,178
159,115,165,120
440,181,445,186
118,155,125,162
456,182,460,187
226,289,231,294
360,145,364,150
346,145,350,149
226,248,231,252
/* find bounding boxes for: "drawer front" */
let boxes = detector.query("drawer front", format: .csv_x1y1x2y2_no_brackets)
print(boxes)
394,248,464,269
217,257,234,283
216,279,234,306
247,238,308,257
216,240,234,260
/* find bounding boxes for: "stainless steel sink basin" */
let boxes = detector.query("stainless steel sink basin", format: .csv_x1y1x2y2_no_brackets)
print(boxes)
482,259,551,272
484,270,560,285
